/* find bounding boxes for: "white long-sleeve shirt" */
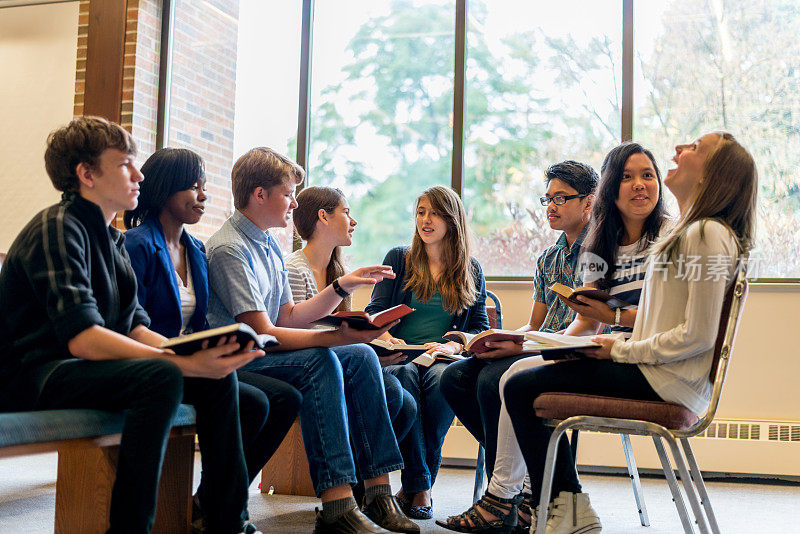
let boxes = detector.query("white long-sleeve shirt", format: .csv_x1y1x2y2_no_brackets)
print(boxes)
610,220,739,415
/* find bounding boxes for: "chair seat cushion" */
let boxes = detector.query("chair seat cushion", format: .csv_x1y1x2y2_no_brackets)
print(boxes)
0,404,196,448
534,393,699,431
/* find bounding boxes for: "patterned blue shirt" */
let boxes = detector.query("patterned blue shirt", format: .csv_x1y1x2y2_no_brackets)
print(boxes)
206,210,292,328
531,225,588,332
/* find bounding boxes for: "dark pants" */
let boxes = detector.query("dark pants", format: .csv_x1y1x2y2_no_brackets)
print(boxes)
35,358,249,534
504,359,661,497
439,354,532,479
237,371,303,483
386,361,453,493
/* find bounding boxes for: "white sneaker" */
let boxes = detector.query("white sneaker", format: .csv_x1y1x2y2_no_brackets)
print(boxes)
535,491,601,534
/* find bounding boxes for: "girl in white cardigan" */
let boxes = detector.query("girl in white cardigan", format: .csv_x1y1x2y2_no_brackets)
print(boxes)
501,132,757,534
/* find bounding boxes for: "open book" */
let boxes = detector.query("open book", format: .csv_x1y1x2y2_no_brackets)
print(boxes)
312,304,415,330
369,339,429,358
161,323,279,356
522,331,600,360
370,340,465,367
443,329,527,355
410,351,466,367
548,282,631,310
443,329,601,359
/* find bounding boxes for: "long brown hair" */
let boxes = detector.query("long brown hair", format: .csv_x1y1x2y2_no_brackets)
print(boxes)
293,186,350,310
656,132,757,261
404,186,477,314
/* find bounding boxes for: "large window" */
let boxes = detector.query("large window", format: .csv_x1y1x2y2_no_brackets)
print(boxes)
634,0,800,278
307,0,455,267
166,0,300,249
161,0,800,279
463,0,622,275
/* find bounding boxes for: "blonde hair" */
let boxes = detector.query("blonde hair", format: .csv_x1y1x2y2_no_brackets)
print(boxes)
404,186,477,314
656,132,757,260
231,147,304,210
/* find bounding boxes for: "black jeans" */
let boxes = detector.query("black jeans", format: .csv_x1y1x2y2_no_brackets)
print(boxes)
237,370,302,483
439,353,532,479
35,358,249,534
504,359,661,497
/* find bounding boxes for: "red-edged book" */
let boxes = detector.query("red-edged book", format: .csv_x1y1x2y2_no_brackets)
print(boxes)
312,304,415,330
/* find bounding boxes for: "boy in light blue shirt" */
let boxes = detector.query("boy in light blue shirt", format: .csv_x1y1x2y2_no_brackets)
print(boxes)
206,147,419,534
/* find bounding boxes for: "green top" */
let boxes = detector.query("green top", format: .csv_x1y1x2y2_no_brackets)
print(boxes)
393,290,454,344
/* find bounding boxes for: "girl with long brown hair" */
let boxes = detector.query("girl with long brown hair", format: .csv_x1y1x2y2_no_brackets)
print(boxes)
366,185,490,518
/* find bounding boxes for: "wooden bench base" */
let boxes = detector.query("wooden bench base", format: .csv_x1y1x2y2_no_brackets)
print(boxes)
260,418,314,497
3,428,196,534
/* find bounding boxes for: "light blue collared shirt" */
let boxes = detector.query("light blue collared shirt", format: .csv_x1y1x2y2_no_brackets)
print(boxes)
206,210,292,328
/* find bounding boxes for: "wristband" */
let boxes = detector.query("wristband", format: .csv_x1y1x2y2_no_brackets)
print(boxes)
332,278,350,298
614,307,622,327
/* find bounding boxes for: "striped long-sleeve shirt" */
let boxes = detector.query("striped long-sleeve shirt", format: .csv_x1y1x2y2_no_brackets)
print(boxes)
0,192,150,411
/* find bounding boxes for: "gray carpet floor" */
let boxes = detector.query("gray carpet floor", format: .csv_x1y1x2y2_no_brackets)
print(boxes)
1,452,798,532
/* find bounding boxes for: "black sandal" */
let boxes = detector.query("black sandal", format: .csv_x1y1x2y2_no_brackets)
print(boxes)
435,493,523,533
514,494,535,533
396,491,433,520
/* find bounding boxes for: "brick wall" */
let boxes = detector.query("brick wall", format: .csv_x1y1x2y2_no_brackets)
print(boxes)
73,0,240,238
167,0,240,241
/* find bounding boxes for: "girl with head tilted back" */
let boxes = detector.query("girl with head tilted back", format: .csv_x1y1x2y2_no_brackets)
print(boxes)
365,185,489,519
499,133,757,534
438,142,671,534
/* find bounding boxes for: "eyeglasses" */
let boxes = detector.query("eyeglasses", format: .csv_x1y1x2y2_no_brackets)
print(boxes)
539,193,588,206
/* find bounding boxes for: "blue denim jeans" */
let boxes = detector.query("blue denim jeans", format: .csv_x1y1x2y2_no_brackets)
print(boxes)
383,369,417,443
385,361,454,493
242,343,403,496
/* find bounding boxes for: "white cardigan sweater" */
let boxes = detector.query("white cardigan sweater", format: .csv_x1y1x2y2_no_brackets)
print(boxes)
610,220,739,415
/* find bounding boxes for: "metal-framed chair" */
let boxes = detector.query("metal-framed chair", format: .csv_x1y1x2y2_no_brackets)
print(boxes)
532,270,748,534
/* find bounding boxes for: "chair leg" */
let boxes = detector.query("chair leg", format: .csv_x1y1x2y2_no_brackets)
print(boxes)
569,429,579,461
620,434,650,527
652,436,694,533
664,435,711,534
680,438,720,534
535,424,568,534
473,444,486,503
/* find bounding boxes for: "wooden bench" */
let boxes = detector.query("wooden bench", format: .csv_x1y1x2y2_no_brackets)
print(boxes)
0,405,197,534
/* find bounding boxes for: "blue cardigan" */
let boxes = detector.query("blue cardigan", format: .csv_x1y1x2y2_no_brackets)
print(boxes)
365,246,489,336
124,217,209,338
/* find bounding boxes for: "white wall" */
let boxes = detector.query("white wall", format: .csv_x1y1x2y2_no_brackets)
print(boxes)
0,1,79,251
354,282,800,422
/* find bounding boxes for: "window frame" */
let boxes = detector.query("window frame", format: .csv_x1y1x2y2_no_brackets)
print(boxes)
157,0,796,283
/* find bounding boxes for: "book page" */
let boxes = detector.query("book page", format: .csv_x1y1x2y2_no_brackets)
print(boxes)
523,331,599,349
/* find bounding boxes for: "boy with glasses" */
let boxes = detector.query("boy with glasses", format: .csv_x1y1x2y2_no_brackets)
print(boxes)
439,160,598,484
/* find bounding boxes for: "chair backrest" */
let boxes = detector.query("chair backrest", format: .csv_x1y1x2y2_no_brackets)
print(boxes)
485,290,502,329
687,268,748,434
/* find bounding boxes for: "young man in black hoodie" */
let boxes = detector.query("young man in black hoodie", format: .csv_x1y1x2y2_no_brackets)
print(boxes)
0,117,263,534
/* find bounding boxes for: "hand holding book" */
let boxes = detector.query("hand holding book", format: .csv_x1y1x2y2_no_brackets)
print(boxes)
312,304,415,330
548,282,630,310
578,334,619,360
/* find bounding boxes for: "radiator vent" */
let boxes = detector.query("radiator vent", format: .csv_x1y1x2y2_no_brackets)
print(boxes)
696,420,800,442
768,424,800,442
